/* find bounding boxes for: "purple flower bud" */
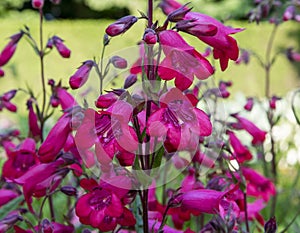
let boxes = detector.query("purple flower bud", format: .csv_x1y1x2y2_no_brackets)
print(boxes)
283,6,295,21
0,31,24,66
69,60,95,89
46,38,53,49
143,29,157,45
110,56,127,69
244,97,254,111
0,68,4,77
60,186,77,196
264,216,277,233
167,4,192,22
176,20,218,37
2,89,17,101
52,36,71,58
32,0,44,9
48,79,55,86
105,15,138,37
124,74,137,89
269,95,281,109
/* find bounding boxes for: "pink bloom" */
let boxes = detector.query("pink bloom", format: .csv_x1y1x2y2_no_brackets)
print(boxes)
95,92,118,108
244,97,254,111
110,56,127,69
52,36,71,58
227,130,253,163
105,16,138,37
38,114,71,163
75,177,135,232
27,100,42,140
231,114,266,145
0,31,24,67
183,12,243,71
2,138,38,180
0,189,19,207
14,160,67,212
56,86,77,110
148,88,212,153
69,60,94,89
32,0,44,9
242,167,276,202
283,6,295,21
158,30,214,90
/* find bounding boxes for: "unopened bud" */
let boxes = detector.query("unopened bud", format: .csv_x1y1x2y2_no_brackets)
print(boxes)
110,56,127,69
124,74,137,89
41,219,53,233
60,186,78,196
264,216,277,233
2,89,17,101
167,4,192,22
95,92,118,108
103,34,110,46
143,29,157,45
105,15,138,37
244,97,254,111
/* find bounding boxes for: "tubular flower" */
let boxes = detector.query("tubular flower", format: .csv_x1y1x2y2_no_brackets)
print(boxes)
0,31,24,67
242,167,276,202
52,36,71,58
69,60,95,89
148,88,212,153
0,189,19,207
2,138,38,180
75,177,135,232
27,100,42,140
0,89,18,112
105,15,138,37
75,101,138,166
227,130,253,163
158,30,214,91
38,113,72,163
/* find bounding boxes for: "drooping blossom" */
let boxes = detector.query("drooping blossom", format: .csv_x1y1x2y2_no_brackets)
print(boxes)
75,101,138,166
227,130,253,163
158,30,214,90
75,177,136,232
110,56,127,69
0,89,17,112
148,88,212,153
38,113,72,163
105,16,138,37
2,138,38,180
27,100,42,140
0,31,24,67
51,36,71,58
69,60,95,89
31,0,44,9
14,160,68,212
231,114,266,145
242,167,276,202
244,97,254,111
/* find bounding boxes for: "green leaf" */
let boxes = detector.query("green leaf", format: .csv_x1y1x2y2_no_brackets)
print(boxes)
0,196,24,220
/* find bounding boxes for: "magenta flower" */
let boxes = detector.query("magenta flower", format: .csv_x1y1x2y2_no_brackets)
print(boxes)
0,31,24,67
159,0,183,15
110,56,127,69
2,138,38,180
38,114,71,163
231,114,266,145
183,12,243,71
95,92,118,108
148,88,212,153
143,29,157,45
75,177,135,232
0,189,19,207
158,30,214,90
242,167,276,202
32,0,44,9
239,199,265,226
27,100,42,140
52,36,71,58
244,97,254,111
105,15,138,37
0,89,17,112
69,60,94,89
75,101,138,166
14,160,67,212
269,95,281,110
14,220,74,233
227,130,253,163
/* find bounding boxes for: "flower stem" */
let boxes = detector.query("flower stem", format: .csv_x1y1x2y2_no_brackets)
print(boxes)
243,192,250,232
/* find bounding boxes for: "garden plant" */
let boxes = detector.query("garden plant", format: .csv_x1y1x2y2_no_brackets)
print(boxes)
0,0,300,232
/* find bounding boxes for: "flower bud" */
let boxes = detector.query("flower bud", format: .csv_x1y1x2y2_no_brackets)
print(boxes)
32,0,44,9
269,96,280,110
52,36,71,58
283,6,295,21
69,60,95,89
95,92,117,108
244,97,254,111
286,48,300,62
103,34,110,46
60,186,77,196
110,56,127,69
46,38,53,49
176,20,217,37
143,29,157,45
264,216,277,233
0,68,4,77
50,95,59,107
167,4,192,22
48,79,55,86
2,89,17,101
105,15,138,37
124,74,137,89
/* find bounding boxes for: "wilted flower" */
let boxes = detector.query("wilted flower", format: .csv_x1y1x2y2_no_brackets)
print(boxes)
0,31,24,67
31,0,44,9
69,60,95,89
158,30,214,90
52,36,71,58
105,15,138,37
110,56,127,69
